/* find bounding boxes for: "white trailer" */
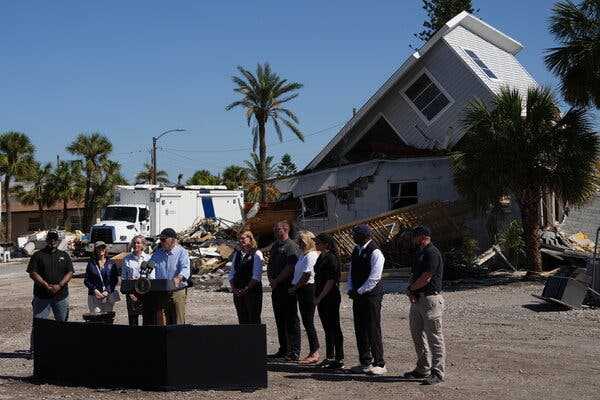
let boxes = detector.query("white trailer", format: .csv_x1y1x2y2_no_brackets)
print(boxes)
89,185,244,253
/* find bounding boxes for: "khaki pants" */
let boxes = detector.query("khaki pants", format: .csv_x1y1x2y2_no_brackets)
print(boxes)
143,289,187,325
409,294,446,378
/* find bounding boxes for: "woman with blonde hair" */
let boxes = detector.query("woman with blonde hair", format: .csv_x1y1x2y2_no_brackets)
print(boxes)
289,230,320,364
228,230,264,324
122,235,152,326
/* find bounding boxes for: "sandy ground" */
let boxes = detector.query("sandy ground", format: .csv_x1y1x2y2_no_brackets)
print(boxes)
0,261,599,400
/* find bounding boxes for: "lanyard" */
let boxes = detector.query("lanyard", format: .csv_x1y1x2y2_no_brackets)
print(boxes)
95,262,106,291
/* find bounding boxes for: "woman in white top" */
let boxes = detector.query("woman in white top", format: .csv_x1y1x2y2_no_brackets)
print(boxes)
122,235,152,326
228,230,264,325
289,230,320,364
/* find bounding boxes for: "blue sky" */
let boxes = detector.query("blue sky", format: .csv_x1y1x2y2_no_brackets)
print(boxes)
0,0,566,182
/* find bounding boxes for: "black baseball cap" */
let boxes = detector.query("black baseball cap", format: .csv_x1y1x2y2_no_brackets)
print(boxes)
46,231,60,242
159,228,177,239
413,225,432,237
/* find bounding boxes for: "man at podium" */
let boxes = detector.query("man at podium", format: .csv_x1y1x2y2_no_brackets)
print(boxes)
145,228,190,325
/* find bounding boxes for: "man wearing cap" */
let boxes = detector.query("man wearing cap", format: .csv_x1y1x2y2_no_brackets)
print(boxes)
148,228,190,325
347,224,387,376
27,231,74,349
404,225,446,385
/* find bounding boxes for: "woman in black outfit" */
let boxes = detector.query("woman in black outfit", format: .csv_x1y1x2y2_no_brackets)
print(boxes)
229,230,264,324
314,233,344,369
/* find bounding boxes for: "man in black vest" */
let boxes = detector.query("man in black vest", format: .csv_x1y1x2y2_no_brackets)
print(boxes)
348,224,386,375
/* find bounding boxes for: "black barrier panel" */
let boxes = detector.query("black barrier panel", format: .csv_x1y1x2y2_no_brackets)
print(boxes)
32,318,267,390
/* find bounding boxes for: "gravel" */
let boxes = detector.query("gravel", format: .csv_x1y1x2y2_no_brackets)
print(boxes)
1,262,599,400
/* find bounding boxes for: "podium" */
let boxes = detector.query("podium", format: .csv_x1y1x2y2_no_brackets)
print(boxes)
121,279,183,326
32,318,268,390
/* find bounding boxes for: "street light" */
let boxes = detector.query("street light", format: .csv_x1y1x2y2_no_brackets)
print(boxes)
151,129,186,185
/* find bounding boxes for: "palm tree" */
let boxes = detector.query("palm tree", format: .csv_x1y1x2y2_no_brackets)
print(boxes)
93,159,128,212
135,162,169,185
50,160,85,227
221,164,248,190
452,86,599,274
66,133,113,230
244,153,279,202
545,0,600,108
226,63,303,202
15,162,54,230
186,170,221,186
0,131,36,240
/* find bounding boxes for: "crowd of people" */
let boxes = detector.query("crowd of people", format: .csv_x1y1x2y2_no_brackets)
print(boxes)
27,220,446,385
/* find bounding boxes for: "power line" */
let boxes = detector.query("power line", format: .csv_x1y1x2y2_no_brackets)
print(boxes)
162,121,343,153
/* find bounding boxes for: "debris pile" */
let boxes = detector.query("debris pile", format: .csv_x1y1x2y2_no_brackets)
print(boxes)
17,230,84,256
178,218,240,291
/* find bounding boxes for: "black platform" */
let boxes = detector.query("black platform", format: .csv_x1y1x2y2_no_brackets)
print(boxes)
32,318,267,390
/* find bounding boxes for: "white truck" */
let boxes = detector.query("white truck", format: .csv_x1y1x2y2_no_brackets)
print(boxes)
89,185,244,253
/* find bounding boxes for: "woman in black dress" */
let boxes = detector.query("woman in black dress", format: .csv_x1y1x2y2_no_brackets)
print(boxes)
314,233,344,369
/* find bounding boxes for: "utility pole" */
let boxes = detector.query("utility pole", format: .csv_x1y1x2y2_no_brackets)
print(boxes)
151,129,187,185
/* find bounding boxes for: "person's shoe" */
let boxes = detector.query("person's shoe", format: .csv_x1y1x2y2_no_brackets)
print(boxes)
324,359,345,370
402,370,430,380
285,354,300,362
350,364,373,374
267,350,286,359
299,352,320,365
423,372,444,385
367,365,388,376
318,358,333,368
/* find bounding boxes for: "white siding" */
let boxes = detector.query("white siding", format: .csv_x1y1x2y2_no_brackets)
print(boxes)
443,25,538,97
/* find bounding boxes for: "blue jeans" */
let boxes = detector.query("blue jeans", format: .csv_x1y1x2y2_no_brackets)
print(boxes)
32,296,70,321
31,296,69,351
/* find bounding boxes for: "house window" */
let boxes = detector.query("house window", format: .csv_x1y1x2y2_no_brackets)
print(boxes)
389,182,418,210
464,49,498,79
28,216,42,232
403,71,452,122
302,194,328,220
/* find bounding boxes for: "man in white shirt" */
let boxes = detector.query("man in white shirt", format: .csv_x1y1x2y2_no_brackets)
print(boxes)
347,224,386,376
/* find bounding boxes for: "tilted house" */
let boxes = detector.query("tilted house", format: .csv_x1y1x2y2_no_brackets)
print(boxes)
276,12,538,237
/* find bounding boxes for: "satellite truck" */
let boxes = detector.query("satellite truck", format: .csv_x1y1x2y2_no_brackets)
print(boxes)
88,185,244,253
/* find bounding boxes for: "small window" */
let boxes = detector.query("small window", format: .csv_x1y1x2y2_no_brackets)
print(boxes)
302,194,328,220
389,182,418,210
403,72,451,123
464,49,498,79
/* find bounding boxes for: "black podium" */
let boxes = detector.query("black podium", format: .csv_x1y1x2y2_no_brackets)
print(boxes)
33,318,268,390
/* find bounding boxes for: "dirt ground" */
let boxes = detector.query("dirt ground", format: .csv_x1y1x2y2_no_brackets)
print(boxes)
1,263,599,400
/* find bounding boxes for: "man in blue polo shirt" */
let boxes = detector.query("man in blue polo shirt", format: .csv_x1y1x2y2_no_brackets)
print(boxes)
149,228,190,324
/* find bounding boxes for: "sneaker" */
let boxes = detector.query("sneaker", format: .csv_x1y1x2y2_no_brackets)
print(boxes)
367,365,387,376
423,372,443,385
350,364,373,374
267,350,286,359
402,370,430,380
324,359,345,370
318,359,333,368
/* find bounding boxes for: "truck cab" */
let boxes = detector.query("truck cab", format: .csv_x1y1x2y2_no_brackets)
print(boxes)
89,204,150,253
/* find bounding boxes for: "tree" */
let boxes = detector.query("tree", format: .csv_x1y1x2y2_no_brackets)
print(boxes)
276,153,298,178
244,153,280,202
93,159,128,213
0,131,36,240
221,165,248,190
50,160,85,227
186,169,221,186
545,0,600,109
67,133,113,231
416,0,475,43
15,162,54,230
226,63,304,202
452,86,599,274
135,162,169,185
